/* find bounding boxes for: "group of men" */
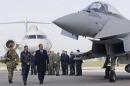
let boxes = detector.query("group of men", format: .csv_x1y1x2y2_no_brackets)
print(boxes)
47,50,83,76
48,51,60,76
4,44,49,85
60,50,83,76
3,43,83,85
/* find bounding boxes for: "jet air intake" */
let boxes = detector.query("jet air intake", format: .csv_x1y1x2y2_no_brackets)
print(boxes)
92,39,125,57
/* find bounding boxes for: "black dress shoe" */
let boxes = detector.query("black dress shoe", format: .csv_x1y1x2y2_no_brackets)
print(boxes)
24,83,27,85
24,82,27,85
40,81,43,84
9,80,13,83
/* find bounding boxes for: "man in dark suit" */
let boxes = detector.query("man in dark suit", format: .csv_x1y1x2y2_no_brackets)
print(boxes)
35,44,49,84
74,50,83,76
69,51,75,75
61,51,69,75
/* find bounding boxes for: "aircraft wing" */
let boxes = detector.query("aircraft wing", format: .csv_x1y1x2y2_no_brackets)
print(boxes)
27,21,51,24
0,21,51,24
0,21,25,24
95,18,130,39
61,30,78,40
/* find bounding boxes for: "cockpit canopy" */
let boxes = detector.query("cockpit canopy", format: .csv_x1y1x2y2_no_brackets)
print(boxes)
83,2,120,15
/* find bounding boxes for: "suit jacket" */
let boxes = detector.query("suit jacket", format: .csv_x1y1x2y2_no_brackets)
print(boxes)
20,51,31,66
60,53,69,64
35,49,49,68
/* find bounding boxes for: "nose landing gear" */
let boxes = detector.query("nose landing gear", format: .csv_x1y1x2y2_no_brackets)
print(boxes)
104,57,117,82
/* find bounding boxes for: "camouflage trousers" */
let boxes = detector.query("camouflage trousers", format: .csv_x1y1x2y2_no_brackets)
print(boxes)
48,63,60,75
7,66,15,81
53,63,60,75
48,64,55,75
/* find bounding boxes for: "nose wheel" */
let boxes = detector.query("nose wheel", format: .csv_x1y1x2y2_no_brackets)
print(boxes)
109,70,116,82
104,56,117,82
104,66,116,82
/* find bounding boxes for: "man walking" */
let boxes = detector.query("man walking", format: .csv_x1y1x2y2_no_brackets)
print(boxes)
20,45,31,85
4,44,19,84
35,44,49,84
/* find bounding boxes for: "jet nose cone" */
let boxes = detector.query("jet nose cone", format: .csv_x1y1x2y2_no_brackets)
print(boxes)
53,18,65,28
53,14,73,31
53,11,104,38
53,11,90,36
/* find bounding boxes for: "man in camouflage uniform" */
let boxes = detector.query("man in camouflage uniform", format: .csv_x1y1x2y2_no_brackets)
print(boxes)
4,45,19,84
48,51,55,75
53,52,60,76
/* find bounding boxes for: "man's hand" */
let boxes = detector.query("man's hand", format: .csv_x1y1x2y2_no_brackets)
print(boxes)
26,62,30,65
54,61,57,64
16,61,19,65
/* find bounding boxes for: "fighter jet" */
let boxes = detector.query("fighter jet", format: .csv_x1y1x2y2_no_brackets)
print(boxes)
53,1,130,82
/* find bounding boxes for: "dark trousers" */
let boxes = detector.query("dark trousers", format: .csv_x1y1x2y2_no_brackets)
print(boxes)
22,64,30,83
61,63,68,75
31,65,37,75
75,61,82,75
70,63,75,75
37,66,46,82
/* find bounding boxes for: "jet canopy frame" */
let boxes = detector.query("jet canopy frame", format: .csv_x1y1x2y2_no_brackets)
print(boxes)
83,2,120,15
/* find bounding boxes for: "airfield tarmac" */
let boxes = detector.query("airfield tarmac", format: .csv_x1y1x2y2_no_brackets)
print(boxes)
0,68,130,86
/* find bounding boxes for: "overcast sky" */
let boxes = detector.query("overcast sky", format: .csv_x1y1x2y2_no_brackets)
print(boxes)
0,0,129,55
